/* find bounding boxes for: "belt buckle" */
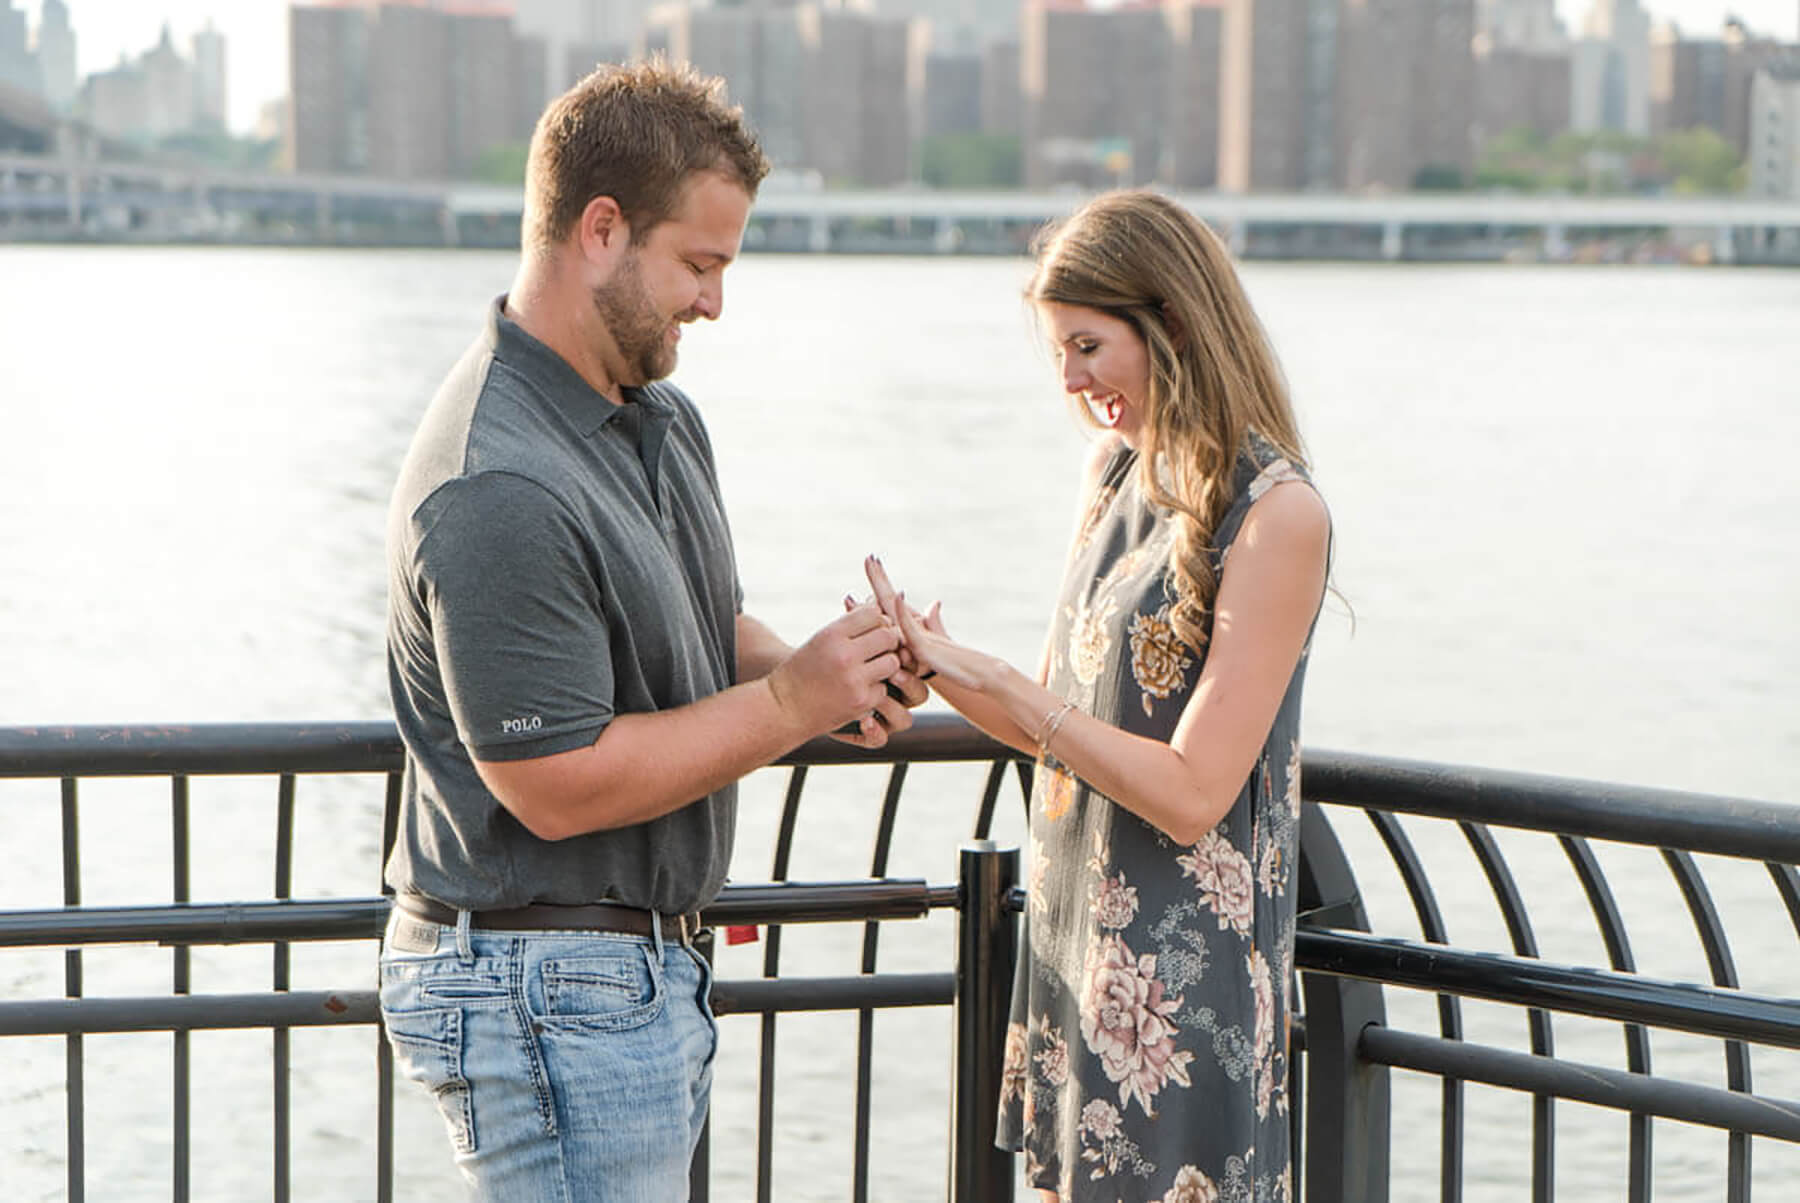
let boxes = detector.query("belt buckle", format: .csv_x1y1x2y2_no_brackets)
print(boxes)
676,912,693,945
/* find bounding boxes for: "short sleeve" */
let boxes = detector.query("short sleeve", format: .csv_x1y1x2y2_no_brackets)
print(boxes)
411,471,615,762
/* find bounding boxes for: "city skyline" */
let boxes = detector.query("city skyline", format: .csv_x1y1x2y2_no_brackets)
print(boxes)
13,0,1800,134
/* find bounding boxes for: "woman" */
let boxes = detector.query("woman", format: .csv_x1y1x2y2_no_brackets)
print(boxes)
868,190,1330,1202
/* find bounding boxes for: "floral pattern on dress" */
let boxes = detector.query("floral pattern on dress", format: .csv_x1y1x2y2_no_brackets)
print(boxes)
1079,935,1195,1116
1248,948,1280,1120
1246,459,1304,504
1076,483,1120,554
1002,1020,1030,1107
1089,831,1141,930
1030,832,1053,917
997,436,1322,1201
1078,1097,1154,1181
1034,1016,1071,1088
1068,593,1119,687
1161,1165,1221,1203
1041,766,1078,823
1128,605,1194,716
1176,831,1255,938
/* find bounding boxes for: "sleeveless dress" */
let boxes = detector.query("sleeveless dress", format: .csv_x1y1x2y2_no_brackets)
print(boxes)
997,435,1320,1203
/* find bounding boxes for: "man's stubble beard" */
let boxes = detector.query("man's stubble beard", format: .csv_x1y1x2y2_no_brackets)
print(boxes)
592,250,677,387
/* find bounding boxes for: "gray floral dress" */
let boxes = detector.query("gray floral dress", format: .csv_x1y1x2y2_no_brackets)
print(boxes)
997,435,1320,1203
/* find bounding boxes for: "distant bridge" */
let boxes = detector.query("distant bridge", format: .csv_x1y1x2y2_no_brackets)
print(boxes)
4,151,1799,262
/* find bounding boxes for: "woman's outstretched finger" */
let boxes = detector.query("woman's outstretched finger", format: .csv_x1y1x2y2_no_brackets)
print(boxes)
893,592,933,670
864,555,902,624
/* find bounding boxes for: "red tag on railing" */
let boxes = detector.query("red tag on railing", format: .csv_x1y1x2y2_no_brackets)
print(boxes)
726,924,759,946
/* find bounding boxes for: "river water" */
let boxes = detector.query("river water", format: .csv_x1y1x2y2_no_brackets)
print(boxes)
1,246,1797,1200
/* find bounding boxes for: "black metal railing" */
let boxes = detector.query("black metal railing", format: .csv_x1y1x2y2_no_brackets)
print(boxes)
0,715,1026,1203
1295,751,1800,1203
2,720,1798,1202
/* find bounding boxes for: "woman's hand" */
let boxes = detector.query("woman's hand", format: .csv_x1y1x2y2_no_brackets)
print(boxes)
863,556,994,692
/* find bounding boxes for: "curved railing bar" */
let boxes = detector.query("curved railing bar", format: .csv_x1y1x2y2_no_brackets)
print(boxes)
1459,820,1555,1203
1298,929,1800,1048
1766,863,1800,944
852,762,910,1203
972,760,1006,841
1359,1027,1800,1142
755,764,809,1203
1364,809,1465,1203
971,758,1034,841
1557,835,1653,1203
1662,848,1752,1203
1301,750,1800,864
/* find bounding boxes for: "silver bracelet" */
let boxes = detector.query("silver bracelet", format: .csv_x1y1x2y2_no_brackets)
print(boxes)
1036,700,1076,764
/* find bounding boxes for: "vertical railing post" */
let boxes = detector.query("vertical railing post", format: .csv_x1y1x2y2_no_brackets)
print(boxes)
1296,803,1390,1203
61,777,84,1203
950,839,1018,1203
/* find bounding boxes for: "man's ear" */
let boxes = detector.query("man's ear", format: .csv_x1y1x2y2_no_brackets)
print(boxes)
575,195,630,267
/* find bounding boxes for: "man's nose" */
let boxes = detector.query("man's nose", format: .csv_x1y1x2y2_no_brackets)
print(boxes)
693,279,722,321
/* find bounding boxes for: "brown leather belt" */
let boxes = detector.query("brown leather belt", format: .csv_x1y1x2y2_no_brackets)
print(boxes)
394,894,704,943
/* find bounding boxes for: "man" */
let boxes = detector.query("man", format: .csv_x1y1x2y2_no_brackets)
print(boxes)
379,60,924,1200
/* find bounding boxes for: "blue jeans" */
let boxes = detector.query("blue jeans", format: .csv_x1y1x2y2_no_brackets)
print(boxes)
379,909,716,1202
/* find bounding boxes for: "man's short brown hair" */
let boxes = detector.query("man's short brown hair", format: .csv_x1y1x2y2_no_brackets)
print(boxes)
524,57,770,254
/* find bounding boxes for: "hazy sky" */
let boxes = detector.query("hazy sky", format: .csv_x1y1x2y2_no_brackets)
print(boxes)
17,0,1800,134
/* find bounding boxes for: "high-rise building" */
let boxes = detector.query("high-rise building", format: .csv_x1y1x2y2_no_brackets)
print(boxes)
84,61,148,140
1477,0,1564,51
643,3,809,175
367,4,453,179
1747,62,1800,197
1219,0,1339,192
448,13,523,176
290,3,370,173
797,5,912,185
1721,19,1794,157
919,50,982,136
516,0,656,98
1165,0,1226,189
192,22,227,131
290,1,542,180
1021,0,1215,190
1475,42,1572,143
34,0,76,113
875,0,1017,52
142,24,197,138
1338,0,1476,191
1573,0,1650,135
0,0,39,96
1649,25,1728,137
980,38,1019,137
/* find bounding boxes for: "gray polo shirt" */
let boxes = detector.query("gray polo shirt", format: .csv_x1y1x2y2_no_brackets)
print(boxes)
384,297,740,914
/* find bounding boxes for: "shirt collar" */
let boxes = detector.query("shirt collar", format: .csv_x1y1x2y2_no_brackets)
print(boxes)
486,294,673,439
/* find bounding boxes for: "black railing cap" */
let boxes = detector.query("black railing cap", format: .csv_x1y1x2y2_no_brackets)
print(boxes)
1304,748,1799,864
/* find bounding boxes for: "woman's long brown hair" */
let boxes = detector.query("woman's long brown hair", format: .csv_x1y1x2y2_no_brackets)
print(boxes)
1028,190,1308,651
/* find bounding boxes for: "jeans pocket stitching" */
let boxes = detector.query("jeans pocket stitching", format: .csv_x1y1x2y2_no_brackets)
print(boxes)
537,947,666,1033
381,1005,476,1155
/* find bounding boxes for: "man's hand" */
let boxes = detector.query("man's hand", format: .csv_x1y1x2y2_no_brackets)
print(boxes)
765,602,903,741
